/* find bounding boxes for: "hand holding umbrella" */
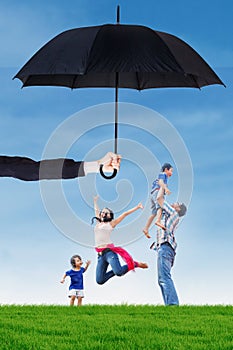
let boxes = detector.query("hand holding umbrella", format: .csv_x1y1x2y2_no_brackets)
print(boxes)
98,152,121,179
0,152,121,181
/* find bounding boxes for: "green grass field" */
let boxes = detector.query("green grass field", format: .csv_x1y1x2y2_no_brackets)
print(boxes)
0,305,232,350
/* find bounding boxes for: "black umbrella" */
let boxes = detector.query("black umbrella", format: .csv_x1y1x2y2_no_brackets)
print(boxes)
14,6,224,179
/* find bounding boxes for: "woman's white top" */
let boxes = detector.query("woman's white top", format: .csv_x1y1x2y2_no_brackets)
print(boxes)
94,222,113,247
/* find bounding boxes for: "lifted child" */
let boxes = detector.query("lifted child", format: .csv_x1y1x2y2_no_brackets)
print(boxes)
143,163,173,237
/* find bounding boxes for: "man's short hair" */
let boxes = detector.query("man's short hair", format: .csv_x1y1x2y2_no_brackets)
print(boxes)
178,203,187,217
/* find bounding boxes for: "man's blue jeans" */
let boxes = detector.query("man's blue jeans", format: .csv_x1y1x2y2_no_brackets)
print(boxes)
96,250,129,285
157,242,179,305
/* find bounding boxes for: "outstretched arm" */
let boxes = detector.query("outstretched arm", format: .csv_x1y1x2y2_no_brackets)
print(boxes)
84,260,91,271
111,203,143,228
93,195,100,218
0,156,85,181
0,152,121,181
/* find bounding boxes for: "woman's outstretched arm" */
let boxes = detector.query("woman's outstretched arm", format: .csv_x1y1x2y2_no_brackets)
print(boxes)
111,203,143,228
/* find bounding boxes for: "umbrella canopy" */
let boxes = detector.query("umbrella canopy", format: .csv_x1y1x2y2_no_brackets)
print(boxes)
15,24,224,90
14,10,224,178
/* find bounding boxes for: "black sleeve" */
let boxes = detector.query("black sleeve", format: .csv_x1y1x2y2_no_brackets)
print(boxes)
0,156,85,181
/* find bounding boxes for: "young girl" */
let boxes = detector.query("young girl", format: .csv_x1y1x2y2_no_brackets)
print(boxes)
60,255,91,306
92,196,148,285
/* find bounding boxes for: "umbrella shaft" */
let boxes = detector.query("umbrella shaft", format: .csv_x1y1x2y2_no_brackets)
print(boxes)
114,7,120,153
114,73,119,154
114,101,118,153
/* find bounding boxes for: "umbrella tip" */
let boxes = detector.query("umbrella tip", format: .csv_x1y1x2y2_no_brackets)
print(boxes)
117,5,120,24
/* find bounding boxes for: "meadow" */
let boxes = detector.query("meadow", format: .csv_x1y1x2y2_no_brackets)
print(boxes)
0,305,232,350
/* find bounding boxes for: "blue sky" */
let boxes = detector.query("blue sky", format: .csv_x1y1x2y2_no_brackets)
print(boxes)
0,0,232,305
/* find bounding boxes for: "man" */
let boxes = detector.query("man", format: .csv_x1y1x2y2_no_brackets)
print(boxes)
150,191,187,305
0,152,121,181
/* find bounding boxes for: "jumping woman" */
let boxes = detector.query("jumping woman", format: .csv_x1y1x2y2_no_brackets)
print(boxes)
92,196,148,285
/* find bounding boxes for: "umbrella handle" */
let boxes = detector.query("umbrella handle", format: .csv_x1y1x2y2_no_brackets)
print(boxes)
99,164,117,180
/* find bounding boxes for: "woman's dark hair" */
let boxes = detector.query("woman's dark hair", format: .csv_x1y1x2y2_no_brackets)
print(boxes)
161,163,173,172
70,255,82,268
91,208,114,224
91,216,101,225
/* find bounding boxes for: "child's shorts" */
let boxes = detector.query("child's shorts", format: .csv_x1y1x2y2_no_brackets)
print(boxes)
68,289,84,298
150,189,160,215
